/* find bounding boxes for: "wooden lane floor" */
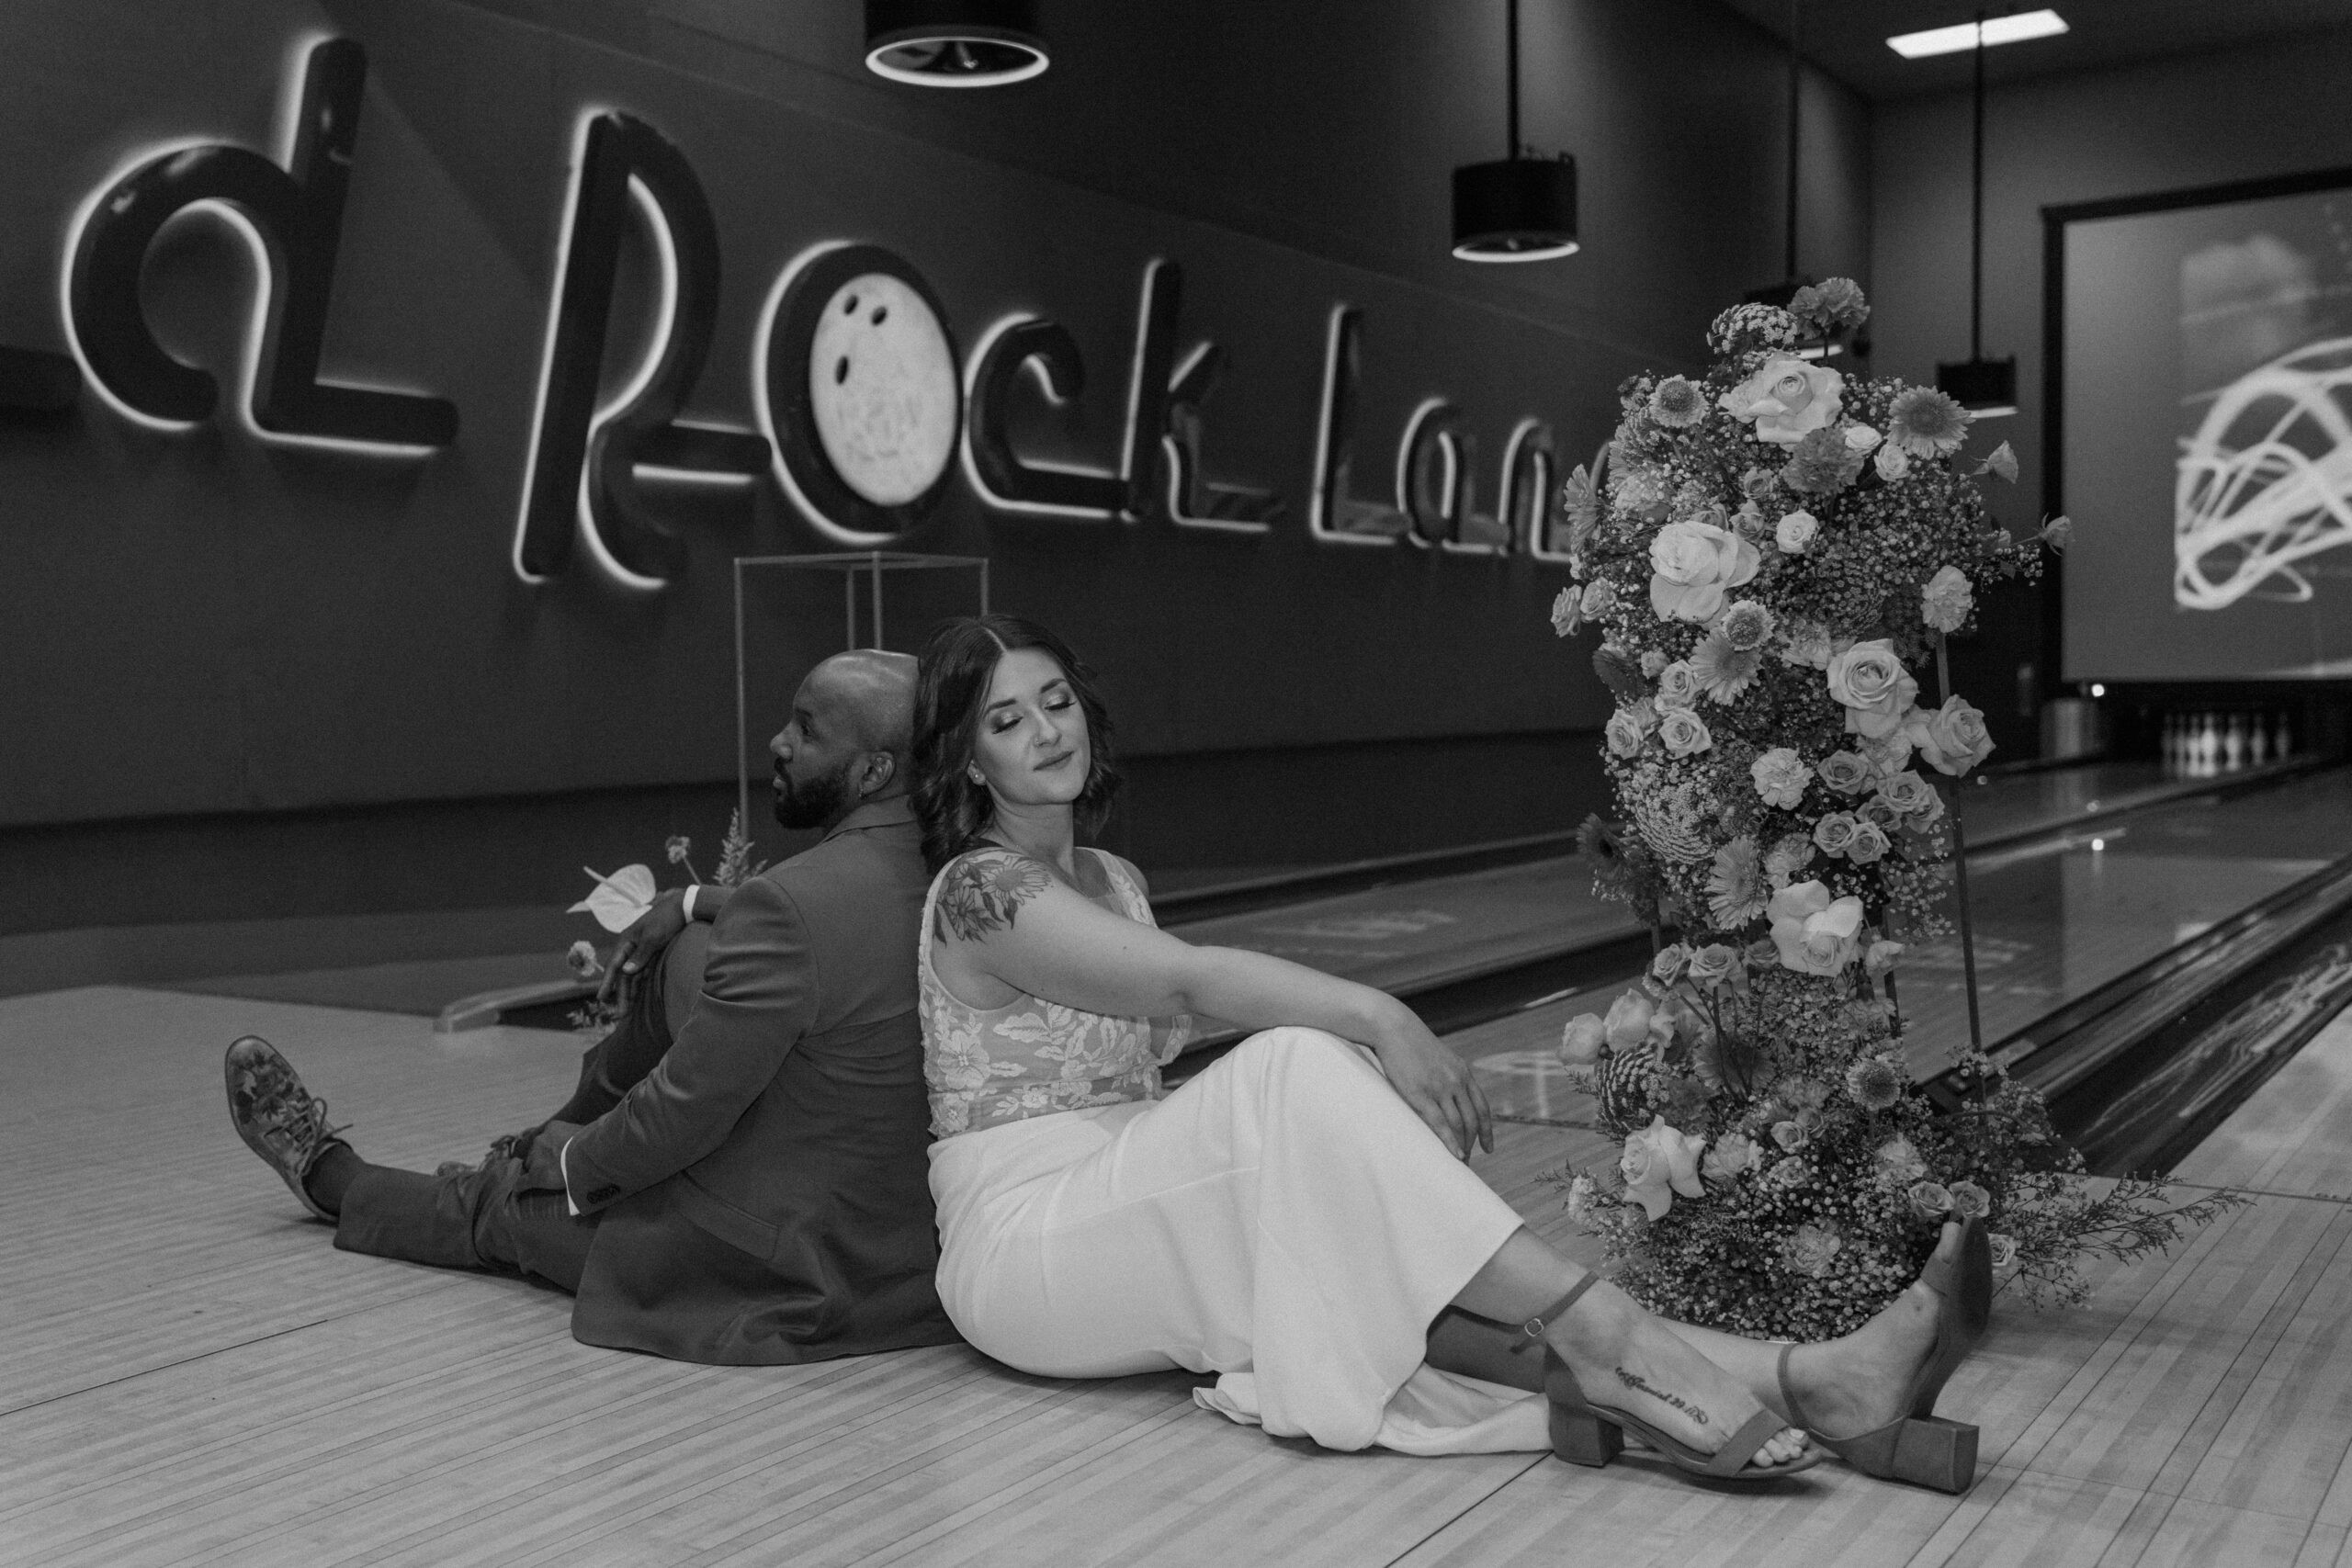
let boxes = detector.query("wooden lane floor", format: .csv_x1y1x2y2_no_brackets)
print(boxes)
8,984,2352,1564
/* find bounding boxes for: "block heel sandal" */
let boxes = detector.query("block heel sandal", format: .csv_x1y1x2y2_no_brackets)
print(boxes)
1773,1216,1992,1495
1514,1276,1824,1483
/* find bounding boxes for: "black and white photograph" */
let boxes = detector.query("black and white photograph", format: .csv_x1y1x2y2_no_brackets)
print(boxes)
5,3,2352,1564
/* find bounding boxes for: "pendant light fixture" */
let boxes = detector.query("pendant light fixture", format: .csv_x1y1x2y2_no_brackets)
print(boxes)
865,0,1049,88
1935,11,2018,416
1452,0,1578,263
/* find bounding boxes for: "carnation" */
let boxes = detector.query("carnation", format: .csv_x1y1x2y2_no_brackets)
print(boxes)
1750,748,1811,809
1887,385,1972,457
1873,1135,1928,1184
1781,1222,1843,1276
1719,600,1776,652
1777,619,1836,669
1763,833,1815,888
1781,424,1866,493
1789,276,1868,333
1921,565,1974,633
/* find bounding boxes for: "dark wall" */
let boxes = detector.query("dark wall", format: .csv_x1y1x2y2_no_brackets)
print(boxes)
1867,23,2352,756
0,0,1867,935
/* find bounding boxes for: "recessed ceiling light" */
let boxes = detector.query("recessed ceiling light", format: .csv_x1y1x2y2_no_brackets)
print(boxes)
1887,10,2067,60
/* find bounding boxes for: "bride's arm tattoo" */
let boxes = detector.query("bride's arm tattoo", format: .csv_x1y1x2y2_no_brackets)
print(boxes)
1614,1367,1708,1427
936,852,1055,942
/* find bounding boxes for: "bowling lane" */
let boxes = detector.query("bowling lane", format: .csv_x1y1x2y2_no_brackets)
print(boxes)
1455,766,2352,1117
1952,757,2308,852
1164,855,1634,995
1893,766,2352,1076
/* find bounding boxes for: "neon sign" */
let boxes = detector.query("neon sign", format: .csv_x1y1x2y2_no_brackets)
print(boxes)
62,38,455,453
54,34,1569,586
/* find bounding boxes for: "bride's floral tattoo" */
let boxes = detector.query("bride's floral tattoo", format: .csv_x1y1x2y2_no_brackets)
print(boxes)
936,851,1054,941
1614,1367,1707,1427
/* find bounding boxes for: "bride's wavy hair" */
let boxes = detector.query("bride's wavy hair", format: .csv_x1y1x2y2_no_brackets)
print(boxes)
912,615,1124,871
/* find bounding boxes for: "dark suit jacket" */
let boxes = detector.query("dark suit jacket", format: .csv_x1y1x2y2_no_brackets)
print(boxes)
560,796,958,1364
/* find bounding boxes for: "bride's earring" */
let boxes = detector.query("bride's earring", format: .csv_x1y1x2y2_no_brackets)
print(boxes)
967,766,985,786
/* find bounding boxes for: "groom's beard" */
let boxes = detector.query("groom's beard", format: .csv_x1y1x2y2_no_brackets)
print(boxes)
772,761,854,830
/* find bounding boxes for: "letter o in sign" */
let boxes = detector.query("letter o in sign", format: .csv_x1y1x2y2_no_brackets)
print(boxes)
757,243,963,543
808,274,957,506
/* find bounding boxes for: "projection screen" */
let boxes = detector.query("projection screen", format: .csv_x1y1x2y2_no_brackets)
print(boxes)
2052,167,2352,681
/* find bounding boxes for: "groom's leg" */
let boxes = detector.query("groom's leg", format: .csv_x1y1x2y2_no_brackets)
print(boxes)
334,1135,594,1293
543,922,713,1127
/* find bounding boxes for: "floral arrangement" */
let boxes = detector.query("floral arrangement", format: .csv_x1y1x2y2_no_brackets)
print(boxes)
1549,280,2236,1337
560,811,771,1032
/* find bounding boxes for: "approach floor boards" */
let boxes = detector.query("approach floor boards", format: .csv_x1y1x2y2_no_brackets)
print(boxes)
5,985,2350,1566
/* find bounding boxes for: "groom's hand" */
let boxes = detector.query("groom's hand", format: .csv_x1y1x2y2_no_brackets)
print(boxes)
600,888,693,1003
1375,1029,1495,1160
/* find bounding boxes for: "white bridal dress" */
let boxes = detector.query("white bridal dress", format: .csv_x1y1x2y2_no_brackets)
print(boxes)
921,848,1552,1454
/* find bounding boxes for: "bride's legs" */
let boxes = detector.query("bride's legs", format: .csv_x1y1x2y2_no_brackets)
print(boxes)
1444,1228,1810,1467
1657,1221,1962,1438
1431,1223,1970,1446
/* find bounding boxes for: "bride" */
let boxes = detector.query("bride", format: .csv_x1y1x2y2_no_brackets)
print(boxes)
910,613,1989,1487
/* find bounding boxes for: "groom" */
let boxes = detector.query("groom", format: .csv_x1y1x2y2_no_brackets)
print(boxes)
225,649,958,1364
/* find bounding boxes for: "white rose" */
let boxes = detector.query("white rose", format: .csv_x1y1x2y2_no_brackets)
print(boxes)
1718,358,1846,447
1769,880,1866,975
1621,1115,1710,1221
1649,519,1761,624
1826,638,1919,740
1559,1012,1608,1065
1775,509,1819,555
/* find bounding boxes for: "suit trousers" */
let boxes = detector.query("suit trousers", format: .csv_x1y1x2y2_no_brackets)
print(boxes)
330,924,713,1292
334,1135,593,1292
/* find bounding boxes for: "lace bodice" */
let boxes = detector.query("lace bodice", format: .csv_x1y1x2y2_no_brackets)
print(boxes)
919,848,1193,1139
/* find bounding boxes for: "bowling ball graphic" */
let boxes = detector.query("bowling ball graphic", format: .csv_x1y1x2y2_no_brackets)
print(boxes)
759,243,963,543
808,274,959,507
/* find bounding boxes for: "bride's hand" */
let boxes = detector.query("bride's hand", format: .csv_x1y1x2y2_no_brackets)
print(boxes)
1372,1022,1494,1159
